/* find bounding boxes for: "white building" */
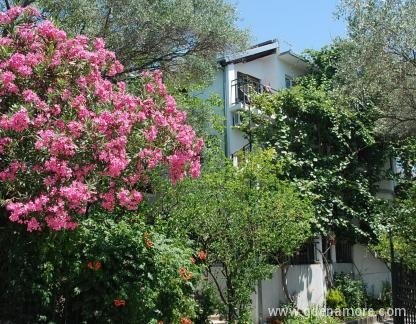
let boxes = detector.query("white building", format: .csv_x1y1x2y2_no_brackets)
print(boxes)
200,40,391,323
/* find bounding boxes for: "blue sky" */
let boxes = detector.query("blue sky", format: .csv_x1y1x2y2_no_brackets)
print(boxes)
235,0,347,53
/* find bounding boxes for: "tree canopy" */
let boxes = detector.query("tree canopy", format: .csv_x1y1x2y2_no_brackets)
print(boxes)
1,0,249,86
242,46,387,240
337,0,416,138
147,149,314,321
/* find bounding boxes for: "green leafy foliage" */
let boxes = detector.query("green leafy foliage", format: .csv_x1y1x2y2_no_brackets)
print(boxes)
333,273,367,309
284,309,342,324
147,149,315,321
5,0,249,86
371,183,416,270
0,211,199,323
337,0,416,138
326,289,347,310
243,66,385,238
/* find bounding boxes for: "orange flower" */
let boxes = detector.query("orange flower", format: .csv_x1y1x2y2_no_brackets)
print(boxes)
181,317,192,324
197,250,207,261
179,267,193,281
145,238,154,248
113,299,126,308
87,260,101,270
94,261,102,270
144,232,154,248
158,321,163,324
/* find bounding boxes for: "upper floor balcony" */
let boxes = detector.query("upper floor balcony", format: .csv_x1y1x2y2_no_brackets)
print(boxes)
229,74,276,113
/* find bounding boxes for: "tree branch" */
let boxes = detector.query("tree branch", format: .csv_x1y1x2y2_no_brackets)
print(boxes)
4,0,10,10
207,265,228,306
100,6,112,39
20,0,36,7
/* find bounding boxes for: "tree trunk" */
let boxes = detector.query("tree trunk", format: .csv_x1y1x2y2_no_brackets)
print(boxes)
281,264,294,304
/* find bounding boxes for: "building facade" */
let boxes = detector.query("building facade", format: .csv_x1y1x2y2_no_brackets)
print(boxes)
200,40,391,323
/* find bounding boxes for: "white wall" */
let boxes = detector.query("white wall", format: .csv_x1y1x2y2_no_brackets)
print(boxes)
352,244,391,298
232,54,305,90
250,263,327,323
225,53,306,156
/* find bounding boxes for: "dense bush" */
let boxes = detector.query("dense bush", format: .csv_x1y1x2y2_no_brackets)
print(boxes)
0,6,202,231
0,7,205,321
149,149,315,321
326,288,347,310
333,273,367,309
0,212,200,323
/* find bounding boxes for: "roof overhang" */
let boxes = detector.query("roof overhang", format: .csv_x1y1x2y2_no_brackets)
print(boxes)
278,50,309,72
220,40,279,66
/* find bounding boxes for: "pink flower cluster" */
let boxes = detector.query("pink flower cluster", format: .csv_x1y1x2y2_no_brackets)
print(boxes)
0,7,203,231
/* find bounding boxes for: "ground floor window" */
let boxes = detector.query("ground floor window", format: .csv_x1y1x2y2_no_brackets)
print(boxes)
335,240,353,263
291,241,318,265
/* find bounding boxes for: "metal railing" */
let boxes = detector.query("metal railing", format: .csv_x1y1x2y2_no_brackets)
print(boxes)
392,262,416,323
230,78,275,105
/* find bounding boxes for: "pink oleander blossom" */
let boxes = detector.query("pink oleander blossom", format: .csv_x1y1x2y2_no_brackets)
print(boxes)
1,71,15,85
59,181,91,210
117,188,143,211
0,137,12,154
143,125,158,142
27,217,41,231
10,108,30,132
0,7,202,231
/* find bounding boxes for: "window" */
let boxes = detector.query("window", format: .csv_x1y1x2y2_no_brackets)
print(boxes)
291,241,318,265
285,74,294,88
232,111,242,126
231,144,251,166
236,72,261,103
335,240,353,263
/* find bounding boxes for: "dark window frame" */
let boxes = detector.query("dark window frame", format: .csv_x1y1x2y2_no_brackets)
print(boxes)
291,241,318,265
335,240,353,263
236,72,261,104
285,74,294,88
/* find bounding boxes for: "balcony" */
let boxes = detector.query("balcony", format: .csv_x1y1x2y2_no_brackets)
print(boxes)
229,77,275,112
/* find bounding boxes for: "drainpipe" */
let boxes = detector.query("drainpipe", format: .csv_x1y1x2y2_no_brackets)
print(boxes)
222,65,228,156
388,156,399,324
258,280,263,324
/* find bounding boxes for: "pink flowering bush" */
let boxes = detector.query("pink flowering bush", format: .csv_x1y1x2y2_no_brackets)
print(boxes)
0,7,203,231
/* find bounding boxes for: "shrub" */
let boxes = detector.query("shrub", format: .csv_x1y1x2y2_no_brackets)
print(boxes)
326,288,347,310
367,281,392,309
284,309,342,324
0,6,202,232
333,273,367,309
0,213,200,323
194,283,225,324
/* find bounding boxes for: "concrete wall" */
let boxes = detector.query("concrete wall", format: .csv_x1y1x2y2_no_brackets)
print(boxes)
224,53,305,156
330,244,391,299
250,263,327,323
250,238,328,323
352,244,391,298
251,244,391,323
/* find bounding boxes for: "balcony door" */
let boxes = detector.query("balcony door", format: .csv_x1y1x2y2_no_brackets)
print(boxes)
236,72,261,104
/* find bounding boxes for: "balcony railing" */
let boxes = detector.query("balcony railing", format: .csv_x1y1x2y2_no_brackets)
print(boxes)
230,78,276,105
